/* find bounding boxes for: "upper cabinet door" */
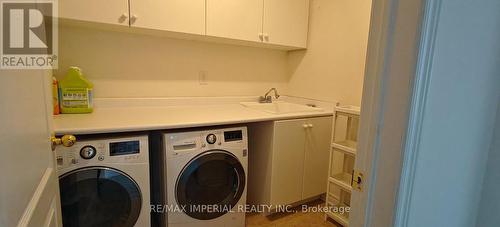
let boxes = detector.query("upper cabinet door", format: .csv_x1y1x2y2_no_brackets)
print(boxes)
129,0,206,34
59,0,129,26
206,0,264,42
263,0,310,48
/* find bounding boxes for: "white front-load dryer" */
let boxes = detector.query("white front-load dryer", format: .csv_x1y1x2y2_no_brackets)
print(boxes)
164,127,248,227
55,134,150,227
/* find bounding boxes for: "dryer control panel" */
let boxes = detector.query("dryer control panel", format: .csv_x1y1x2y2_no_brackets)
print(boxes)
165,126,248,158
55,135,149,172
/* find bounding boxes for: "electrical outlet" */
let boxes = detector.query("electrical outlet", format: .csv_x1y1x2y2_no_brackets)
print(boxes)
199,71,208,85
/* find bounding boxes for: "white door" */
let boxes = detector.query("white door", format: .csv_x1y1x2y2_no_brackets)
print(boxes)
129,0,206,35
263,0,309,48
206,0,264,42
302,116,333,199
0,70,62,227
270,119,306,206
59,0,129,26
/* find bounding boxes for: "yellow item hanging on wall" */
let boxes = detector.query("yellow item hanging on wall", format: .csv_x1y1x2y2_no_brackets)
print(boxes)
59,67,94,114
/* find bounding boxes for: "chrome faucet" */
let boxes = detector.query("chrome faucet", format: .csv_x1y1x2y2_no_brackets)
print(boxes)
259,88,280,103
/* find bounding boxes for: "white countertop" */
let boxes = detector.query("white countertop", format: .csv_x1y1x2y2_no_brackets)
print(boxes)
53,96,335,135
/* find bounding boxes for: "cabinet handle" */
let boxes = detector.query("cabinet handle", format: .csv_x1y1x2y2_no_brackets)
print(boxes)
119,13,128,23
263,33,269,42
303,124,313,129
130,15,138,24
258,33,264,41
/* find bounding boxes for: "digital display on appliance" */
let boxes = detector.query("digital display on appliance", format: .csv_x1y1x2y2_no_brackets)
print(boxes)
224,130,243,142
109,141,140,156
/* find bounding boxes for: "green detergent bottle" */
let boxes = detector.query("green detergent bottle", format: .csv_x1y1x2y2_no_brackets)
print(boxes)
59,67,94,114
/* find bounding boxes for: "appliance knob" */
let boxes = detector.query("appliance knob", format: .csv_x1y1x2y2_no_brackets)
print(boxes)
206,134,217,144
80,146,97,159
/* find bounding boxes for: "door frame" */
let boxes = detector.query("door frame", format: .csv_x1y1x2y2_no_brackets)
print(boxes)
350,0,442,226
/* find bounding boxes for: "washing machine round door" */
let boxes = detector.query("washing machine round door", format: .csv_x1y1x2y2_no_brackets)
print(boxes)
176,150,246,220
59,167,142,227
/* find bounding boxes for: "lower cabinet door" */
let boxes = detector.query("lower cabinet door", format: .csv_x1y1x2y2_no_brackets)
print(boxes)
302,116,333,198
270,119,306,206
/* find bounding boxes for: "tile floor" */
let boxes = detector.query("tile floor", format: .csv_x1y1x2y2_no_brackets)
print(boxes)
245,200,342,227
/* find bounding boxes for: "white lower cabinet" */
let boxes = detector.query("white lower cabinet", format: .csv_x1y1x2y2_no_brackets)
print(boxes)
271,119,308,205
248,116,333,210
302,116,334,198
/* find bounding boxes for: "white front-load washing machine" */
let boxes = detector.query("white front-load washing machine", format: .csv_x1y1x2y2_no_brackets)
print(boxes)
55,134,150,227
164,127,248,227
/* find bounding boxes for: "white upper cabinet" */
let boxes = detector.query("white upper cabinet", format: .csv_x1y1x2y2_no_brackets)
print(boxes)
129,0,205,35
59,0,129,26
59,0,310,49
263,0,310,48
206,0,264,42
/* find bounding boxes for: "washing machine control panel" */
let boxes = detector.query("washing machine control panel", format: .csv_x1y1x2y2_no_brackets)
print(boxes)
166,127,248,158
80,146,97,159
206,134,217,144
55,135,149,172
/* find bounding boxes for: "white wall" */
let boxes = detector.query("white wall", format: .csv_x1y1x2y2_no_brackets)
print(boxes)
55,25,289,98
287,0,372,106
406,1,500,226
55,0,372,105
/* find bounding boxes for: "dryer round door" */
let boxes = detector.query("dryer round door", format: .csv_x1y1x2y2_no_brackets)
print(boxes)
59,167,142,227
176,150,246,220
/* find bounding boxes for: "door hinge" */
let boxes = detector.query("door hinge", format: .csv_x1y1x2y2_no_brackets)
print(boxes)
352,169,364,192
